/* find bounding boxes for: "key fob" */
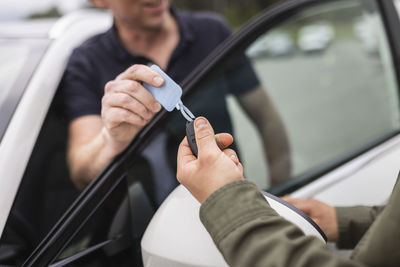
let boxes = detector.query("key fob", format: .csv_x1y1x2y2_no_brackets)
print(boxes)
186,120,198,157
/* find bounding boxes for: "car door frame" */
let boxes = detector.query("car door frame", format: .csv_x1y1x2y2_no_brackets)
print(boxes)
23,0,400,265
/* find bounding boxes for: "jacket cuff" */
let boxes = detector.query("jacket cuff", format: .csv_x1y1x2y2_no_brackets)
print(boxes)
200,180,278,244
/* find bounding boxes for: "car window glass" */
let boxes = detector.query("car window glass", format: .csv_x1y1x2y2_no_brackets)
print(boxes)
0,43,29,101
49,174,154,266
76,0,400,208
0,100,80,266
231,0,400,191
0,39,48,141
139,0,399,193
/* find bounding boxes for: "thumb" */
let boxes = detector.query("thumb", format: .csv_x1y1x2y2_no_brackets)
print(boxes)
194,117,219,156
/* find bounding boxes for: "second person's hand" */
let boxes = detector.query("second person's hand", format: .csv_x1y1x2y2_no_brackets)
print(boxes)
177,117,244,203
282,196,339,242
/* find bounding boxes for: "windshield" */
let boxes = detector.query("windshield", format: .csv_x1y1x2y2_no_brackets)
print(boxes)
0,39,48,141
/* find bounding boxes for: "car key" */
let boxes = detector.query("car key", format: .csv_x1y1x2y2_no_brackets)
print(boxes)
143,65,198,157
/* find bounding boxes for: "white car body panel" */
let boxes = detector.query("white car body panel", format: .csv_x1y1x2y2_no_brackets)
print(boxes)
142,185,326,267
291,134,400,206
0,10,112,236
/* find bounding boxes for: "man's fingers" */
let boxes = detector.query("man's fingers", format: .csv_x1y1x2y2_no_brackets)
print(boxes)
215,133,233,150
102,107,147,129
113,65,162,113
103,92,154,121
194,117,219,157
283,197,312,214
116,64,164,88
223,148,239,165
105,80,161,113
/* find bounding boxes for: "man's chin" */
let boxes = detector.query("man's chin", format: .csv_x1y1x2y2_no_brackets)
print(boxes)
142,16,168,31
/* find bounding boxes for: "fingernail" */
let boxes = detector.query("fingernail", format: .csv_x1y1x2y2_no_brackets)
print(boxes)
230,154,237,161
153,76,163,86
195,118,207,129
153,102,161,111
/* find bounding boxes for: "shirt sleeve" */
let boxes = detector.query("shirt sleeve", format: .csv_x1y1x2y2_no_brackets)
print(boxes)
225,54,260,96
350,174,400,266
59,48,102,122
200,180,365,267
335,205,384,249
202,12,260,96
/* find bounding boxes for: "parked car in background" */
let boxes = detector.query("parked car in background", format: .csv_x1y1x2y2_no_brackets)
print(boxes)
1,0,400,266
298,21,335,52
246,31,294,58
353,16,379,54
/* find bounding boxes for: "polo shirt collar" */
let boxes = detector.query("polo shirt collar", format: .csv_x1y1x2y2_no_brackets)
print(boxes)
105,7,195,63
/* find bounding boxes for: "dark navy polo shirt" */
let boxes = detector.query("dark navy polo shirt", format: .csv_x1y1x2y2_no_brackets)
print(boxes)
60,9,257,135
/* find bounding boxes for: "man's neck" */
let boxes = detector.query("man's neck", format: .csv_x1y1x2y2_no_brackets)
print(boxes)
116,12,178,58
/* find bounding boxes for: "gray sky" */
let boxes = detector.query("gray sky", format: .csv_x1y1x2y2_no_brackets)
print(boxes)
0,0,88,20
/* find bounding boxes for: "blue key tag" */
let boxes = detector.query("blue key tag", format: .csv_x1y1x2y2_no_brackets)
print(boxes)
143,65,182,112
143,65,198,156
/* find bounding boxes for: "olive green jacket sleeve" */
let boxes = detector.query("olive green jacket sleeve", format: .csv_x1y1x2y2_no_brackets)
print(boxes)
335,205,384,249
350,176,400,266
200,180,364,267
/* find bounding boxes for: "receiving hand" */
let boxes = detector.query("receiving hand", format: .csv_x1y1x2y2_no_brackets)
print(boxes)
177,117,244,203
282,196,338,242
101,64,163,154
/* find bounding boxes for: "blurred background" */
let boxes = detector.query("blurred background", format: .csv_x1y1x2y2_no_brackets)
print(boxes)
0,0,280,28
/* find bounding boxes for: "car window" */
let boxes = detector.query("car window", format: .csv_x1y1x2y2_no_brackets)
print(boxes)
0,100,79,266
0,39,48,141
221,0,400,191
48,176,147,266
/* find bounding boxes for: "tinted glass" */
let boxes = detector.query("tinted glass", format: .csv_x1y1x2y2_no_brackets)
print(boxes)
0,39,47,141
234,0,400,190
128,0,399,194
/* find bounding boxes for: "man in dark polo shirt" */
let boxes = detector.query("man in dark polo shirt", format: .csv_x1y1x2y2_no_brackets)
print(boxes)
60,0,290,202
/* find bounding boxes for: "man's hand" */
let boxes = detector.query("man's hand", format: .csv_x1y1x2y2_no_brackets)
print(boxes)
177,117,244,203
101,64,163,155
282,196,338,242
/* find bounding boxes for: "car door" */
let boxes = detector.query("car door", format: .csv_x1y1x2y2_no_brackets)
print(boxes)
22,0,400,266
142,0,400,265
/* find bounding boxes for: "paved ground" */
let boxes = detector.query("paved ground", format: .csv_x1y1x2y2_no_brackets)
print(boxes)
227,40,400,189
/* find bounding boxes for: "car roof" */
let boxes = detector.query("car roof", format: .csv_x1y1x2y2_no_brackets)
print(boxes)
0,19,57,39
0,9,110,40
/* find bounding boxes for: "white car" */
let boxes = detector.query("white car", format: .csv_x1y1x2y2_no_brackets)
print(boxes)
353,16,379,55
246,31,294,58
1,0,400,266
298,22,335,52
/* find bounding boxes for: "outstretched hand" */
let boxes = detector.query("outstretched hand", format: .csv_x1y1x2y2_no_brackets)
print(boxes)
282,196,338,242
177,117,244,203
101,64,163,155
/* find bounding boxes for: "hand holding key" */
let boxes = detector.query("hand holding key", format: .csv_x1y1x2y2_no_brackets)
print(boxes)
143,65,241,161
177,117,244,203
143,65,243,202
101,64,162,155
143,65,198,156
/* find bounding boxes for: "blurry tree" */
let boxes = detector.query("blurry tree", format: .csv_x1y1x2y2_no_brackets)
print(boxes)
27,7,61,19
26,0,284,27
172,0,283,29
